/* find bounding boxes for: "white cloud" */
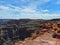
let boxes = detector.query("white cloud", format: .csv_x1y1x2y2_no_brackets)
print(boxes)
0,4,60,19
0,5,10,10
41,10,49,13
0,5,21,19
1,0,50,14
20,13,60,19
4,4,36,13
7,4,38,14
21,8,36,13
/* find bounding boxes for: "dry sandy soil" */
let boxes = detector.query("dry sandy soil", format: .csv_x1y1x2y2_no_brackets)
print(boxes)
15,32,60,45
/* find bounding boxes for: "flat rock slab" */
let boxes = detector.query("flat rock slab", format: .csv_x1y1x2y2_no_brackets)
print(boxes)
15,32,60,45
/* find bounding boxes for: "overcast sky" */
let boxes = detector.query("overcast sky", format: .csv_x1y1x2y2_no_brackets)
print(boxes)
0,0,60,19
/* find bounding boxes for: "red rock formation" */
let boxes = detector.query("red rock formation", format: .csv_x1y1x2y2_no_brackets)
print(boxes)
15,32,60,45
14,20,60,45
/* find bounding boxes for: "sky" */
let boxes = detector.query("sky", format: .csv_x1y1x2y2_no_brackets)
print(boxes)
0,0,60,19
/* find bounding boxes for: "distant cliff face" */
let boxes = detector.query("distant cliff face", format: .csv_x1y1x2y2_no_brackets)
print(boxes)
0,19,10,24
0,19,44,45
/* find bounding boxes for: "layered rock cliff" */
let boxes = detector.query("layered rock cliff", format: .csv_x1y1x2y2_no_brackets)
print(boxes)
14,19,60,45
